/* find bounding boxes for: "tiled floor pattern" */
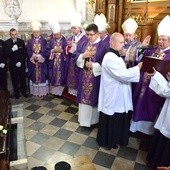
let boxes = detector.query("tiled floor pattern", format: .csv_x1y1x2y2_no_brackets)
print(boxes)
11,95,152,170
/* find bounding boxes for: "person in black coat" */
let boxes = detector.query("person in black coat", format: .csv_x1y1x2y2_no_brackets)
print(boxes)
0,39,8,90
5,28,28,99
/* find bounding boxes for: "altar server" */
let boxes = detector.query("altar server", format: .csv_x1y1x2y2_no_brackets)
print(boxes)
96,32,142,149
146,69,170,169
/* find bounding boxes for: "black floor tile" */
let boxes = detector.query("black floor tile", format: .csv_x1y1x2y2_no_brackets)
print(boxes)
58,141,80,156
46,109,61,117
60,100,72,106
83,136,100,150
27,112,43,120
41,95,54,101
54,128,73,140
26,98,38,104
44,102,57,109
49,118,67,127
25,104,41,111
93,151,115,169
75,126,94,136
64,107,78,114
69,115,78,123
117,146,138,161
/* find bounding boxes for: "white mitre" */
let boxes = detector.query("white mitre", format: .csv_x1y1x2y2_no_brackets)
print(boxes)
157,15,170,37
122,18,138,34
94,13,107,32
49,20,61,34
31,20,42,31
71,14,82,27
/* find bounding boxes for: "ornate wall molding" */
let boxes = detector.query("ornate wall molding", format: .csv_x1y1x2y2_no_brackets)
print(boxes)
2,0,23,23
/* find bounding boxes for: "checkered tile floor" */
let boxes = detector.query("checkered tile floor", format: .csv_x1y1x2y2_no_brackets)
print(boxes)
11,95,152,170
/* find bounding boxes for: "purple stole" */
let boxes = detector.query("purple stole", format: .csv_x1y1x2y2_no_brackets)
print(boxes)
33,38,42,83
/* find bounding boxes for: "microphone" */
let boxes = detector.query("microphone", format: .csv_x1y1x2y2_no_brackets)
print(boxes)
137,45,156,50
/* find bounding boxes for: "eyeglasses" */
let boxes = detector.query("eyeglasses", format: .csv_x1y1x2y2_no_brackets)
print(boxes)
86,33,96,36
71,27,76,29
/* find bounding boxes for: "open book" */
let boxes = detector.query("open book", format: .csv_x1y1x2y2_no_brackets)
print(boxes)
141,56,170,75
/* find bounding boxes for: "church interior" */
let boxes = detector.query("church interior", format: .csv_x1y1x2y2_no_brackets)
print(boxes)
0,0,170,170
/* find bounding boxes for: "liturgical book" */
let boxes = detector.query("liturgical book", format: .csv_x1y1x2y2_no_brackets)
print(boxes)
141,56,170,75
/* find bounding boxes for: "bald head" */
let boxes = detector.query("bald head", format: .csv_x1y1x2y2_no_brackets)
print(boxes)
110,32,124,51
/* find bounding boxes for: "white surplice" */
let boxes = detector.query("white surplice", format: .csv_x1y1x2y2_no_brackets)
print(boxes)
98,51,140,115
149,71,170,139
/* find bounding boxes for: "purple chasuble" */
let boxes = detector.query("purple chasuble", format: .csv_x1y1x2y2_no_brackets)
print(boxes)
132,48,170,121
102,34,110,47
46,35,67,86
27,36,48,83
66,34,88,90
76,40,109,106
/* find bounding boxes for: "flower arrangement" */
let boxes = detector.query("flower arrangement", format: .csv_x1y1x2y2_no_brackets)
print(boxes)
0,125,8,135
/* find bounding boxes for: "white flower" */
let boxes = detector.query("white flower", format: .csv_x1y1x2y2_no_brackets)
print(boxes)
2,129,7,135
0,125,3,130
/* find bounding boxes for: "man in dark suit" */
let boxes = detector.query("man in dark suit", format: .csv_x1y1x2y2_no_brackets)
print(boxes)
5,28,28,99
0,39,8,90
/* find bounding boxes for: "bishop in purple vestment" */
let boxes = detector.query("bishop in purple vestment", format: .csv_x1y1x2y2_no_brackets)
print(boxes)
27,20,49,96
46,21,67,96
65,16,88,96
130,15,170,135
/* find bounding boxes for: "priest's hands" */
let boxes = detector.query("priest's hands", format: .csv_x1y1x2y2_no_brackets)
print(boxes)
166,72,170,81
137,62,143,69
83,50,95,59
85,61,93,70
145,67,156,77
52,46,63,53
142,35,151,47
157,166,170,170
144,68,170,80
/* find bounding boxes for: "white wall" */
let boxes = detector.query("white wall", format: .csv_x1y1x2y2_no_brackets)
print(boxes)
0,0,87,22
19,0,77,22
0,0,87,34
